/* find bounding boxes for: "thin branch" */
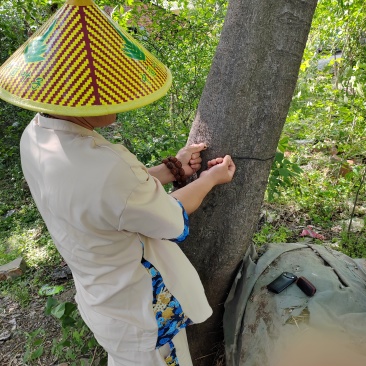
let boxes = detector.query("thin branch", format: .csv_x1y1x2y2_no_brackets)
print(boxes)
347,165,366,237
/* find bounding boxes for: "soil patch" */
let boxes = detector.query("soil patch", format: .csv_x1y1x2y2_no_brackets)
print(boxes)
0,286,76,365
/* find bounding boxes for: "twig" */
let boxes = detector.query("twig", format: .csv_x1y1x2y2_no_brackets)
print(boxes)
347,166,366,237
5,340,26,365
195,351,217,360
89,346,98,365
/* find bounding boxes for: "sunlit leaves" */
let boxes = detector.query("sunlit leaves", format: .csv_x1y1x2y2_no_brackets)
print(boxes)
101,0,227,165
273,0,366,222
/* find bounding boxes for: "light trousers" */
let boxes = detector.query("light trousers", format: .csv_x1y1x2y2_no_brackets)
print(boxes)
107,328,193,366
78,304,193,366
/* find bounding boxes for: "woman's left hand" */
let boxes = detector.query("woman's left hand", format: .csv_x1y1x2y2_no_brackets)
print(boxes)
176,143,207,177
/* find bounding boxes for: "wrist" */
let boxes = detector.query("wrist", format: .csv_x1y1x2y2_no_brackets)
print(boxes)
197,172,216,190
148,164,175,185
160,163,175,183
162,156,188,189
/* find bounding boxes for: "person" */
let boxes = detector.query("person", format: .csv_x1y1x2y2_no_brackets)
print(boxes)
0,1,236,364
20,112,235,365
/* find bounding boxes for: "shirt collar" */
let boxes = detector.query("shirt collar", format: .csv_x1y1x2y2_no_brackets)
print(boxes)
36,113,100,138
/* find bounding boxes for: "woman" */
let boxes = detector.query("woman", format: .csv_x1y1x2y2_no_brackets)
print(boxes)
20,112,235,365
0,1,236,364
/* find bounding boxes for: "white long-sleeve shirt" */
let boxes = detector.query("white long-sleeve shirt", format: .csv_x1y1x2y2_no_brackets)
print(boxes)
20,114,212,356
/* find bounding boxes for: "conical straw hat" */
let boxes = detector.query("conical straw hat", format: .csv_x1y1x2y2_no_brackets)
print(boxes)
0,0,172,116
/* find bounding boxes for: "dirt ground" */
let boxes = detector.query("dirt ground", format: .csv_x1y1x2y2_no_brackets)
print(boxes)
0,284,225,366
0,288,76,366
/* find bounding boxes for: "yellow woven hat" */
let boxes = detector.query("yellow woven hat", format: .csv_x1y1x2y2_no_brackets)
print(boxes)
0,0,172,116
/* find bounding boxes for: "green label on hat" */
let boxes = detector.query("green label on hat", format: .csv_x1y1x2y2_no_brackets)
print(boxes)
24,20,57,63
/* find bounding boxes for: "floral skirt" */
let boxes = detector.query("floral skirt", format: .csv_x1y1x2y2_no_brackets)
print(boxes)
141,258,193,366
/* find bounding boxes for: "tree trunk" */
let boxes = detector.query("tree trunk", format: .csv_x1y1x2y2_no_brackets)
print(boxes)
180,0,318,364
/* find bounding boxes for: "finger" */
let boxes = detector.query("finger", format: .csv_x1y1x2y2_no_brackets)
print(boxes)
190,163,201,171
224,155,236,173
223,155,232,165
190,156,202,165
191,152,201,160
187,142,208,154
207,159,218,165
207,158,219,168
207,158,223,168
229,160,236,172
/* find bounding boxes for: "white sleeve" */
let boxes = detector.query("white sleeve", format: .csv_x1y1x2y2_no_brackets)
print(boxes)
119,166,185,240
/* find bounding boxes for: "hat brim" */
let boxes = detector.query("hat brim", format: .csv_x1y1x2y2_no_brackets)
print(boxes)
0,68,172,116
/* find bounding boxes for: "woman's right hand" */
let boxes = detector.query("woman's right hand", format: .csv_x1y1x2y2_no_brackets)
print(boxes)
171,155,236,214
200,155,236,186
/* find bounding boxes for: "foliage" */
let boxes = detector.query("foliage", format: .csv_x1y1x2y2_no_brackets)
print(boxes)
0,277,32,306
0,0,63,61
340,230,366,258
271,0,366,248
0,166,58,266
106,0,227,164
44,296,107,365
253,223,293,246
23,328,46,363
0,0,366,363
267,137,303,201
21,291,107,365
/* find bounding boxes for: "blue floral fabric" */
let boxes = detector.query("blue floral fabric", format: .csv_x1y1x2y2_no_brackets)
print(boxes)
141,258,193,363
141,199,191,366
169,199,189,244
165,341,179,366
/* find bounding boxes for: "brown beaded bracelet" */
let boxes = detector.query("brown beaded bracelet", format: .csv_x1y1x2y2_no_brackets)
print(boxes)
162,156,187,188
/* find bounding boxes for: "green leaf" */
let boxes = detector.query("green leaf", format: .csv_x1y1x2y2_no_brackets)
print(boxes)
63,302,77,316
45,296,58,315
62,315,76,327
277,136,289,153
87,338,97,348
39,284,64,296
274,152,284,163
31,346,44,360
278,168,292,177
33,338,43,346
292,165,303,174
62,340,71,347
51,302,66,319
23,350,31,362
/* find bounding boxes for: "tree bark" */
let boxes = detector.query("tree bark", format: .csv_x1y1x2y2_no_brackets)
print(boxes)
180,0,318,364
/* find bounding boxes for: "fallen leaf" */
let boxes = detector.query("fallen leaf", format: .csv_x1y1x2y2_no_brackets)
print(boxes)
300,225,326,240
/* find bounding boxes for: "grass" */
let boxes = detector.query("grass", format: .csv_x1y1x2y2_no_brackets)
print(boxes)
1,18,366,362
1,94,366,366
253,223,294,246
0,102,365,364
340,230,366,258
0,2,364,365
260,137,366,253
0,129,366,364
0,108,62,308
